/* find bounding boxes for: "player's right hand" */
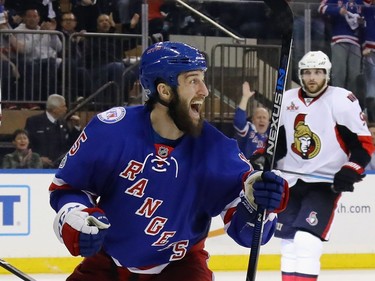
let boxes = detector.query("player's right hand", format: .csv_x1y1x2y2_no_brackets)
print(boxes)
61,207,110,257
243,170,289,213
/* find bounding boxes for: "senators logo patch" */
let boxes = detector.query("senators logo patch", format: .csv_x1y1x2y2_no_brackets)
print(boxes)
98,107,126,124
291,113,321,159
306,211,318,226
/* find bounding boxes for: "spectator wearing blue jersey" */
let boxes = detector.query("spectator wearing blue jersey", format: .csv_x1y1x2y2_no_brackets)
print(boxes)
318,0,364,103
49,41,289,281
234,81,269,160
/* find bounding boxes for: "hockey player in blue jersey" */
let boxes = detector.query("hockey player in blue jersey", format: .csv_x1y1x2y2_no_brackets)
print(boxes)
49,41,289,281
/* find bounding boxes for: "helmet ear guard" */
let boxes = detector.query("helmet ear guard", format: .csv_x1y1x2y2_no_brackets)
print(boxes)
298,51,331,97
139,42,207,99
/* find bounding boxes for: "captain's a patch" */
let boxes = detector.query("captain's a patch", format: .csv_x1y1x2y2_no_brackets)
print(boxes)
97,107,126,124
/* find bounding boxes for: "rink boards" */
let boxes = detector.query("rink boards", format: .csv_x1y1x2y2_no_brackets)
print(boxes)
0,170,374,273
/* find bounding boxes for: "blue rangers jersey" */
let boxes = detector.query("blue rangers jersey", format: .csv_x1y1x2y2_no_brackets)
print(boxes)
49,105,276,271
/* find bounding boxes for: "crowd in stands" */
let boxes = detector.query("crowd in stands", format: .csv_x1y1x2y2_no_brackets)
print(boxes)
0,0,142,109
0,0,375,169
1,128,43,169
2,94,81,169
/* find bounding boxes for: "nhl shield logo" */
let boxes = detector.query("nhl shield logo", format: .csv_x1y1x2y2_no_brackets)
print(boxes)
306,211,318,226
158,146,169,158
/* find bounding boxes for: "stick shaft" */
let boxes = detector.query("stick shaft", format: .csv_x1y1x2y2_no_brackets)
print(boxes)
246,1,294,280
0,259,37,281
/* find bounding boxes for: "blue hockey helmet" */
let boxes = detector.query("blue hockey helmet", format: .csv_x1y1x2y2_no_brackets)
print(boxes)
139,41,207,98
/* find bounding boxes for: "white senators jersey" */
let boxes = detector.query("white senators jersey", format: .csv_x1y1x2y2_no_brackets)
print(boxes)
277,86,373,186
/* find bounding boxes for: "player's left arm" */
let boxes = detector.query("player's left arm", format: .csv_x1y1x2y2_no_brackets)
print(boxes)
333,92,375,192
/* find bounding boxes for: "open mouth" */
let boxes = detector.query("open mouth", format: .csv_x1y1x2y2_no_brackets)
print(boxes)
190,100,203,117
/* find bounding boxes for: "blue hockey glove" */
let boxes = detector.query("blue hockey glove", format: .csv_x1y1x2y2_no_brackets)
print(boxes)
332,162,365,193
243,170,289,213
58,207,110,257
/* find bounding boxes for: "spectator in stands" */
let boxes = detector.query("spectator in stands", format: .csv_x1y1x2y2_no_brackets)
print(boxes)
318,0,364,106
24,94,81,168
3,0,22,28
59,12,85,64
166,0,200,36
0,9,22,106
127,79,143,106
83,13,137,101
206,0,268,38
4,0,61,23
366,122,375,170
96,12,116,33
233,82,270,161
116,0,141,34
362,0,375,122
14,8,63,103
290,0,330,83
116,0,142,51
58,11,92,99
148,0,174,42
39,0,61,23
71,0,100,32
2,128,43,169
96,0,123,31
85,13,122,87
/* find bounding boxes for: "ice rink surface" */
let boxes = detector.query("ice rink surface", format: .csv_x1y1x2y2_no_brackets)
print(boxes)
2,270,375,280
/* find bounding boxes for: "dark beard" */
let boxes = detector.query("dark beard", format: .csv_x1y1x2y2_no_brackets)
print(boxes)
168,90,204,137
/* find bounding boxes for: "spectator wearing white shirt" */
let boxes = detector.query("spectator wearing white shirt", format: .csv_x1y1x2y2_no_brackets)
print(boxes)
14,8,62,103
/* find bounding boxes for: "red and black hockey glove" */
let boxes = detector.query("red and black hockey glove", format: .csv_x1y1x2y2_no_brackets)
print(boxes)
332,162,365,193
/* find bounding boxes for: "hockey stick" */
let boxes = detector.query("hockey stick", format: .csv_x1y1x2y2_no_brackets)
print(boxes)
0,259,37,281
246,1,294,280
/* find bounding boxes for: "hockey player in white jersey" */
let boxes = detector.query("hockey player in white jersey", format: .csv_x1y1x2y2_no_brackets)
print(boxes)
274,51,375,281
